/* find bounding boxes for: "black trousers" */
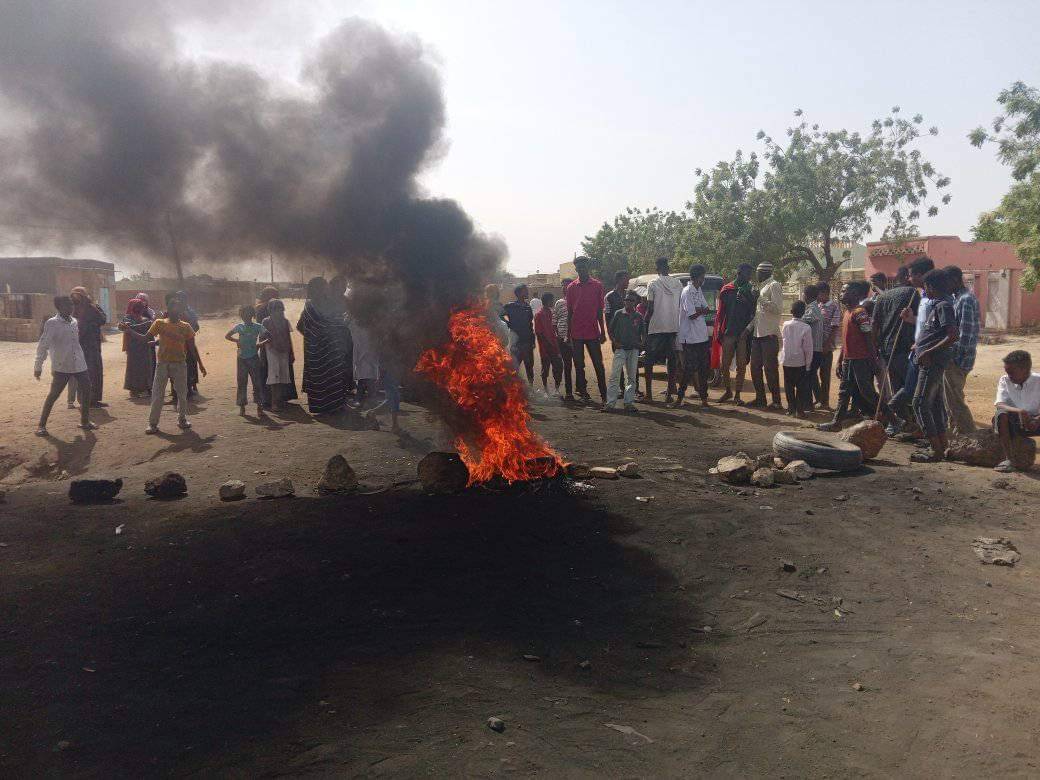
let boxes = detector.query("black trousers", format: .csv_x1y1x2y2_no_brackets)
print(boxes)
783,365,809,413
677,341,710,401
817,350,834,406
511,341,535,383
558,340,574,396
572,339,607,400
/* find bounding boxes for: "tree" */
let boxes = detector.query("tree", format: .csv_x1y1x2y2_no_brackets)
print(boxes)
756,108,950,280
581,206,691,280
970,81,1040,289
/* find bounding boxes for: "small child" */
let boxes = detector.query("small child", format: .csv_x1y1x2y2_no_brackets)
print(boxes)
779,300,814,417
259,299,294,413
225,304,268,416
534,292,564,398
606,290,644,412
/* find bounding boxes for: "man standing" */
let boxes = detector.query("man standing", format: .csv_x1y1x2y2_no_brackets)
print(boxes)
871,269,919,433
604,270,630,394
35,296,98,436
502,284,535,385
816,282,841,409
605,290,643,412
715,263,756,404
644,257,683,403
552,279,574,400
887,257,937,427
121,292,207,434
944,265,979,435
675,264,711,408
565,258,608,405
69,286,107,408
748,261,783,409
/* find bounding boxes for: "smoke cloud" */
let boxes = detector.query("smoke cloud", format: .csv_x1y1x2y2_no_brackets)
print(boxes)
0,1,504,364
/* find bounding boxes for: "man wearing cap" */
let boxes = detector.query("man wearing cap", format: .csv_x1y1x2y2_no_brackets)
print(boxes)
748,261,784,409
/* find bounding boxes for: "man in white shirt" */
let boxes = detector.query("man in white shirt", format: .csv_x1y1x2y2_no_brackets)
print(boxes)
34,295,97,436
674,264,711,408
994,349,1040,473
644,256,684,403
749,261,784,409
779,300,815,417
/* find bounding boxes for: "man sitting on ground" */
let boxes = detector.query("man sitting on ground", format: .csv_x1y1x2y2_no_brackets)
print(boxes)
994,349,1040,473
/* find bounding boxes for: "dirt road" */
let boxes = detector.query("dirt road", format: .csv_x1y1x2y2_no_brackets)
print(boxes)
1,307,1039,776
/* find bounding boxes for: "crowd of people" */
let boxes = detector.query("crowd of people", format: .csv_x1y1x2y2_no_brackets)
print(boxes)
28,259,1040,473
493,254,1040,473
33,276,402,437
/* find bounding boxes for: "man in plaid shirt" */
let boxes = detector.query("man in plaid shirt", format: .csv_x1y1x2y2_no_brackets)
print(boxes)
815,282,842,409
944,265,979,434
553,278,574,399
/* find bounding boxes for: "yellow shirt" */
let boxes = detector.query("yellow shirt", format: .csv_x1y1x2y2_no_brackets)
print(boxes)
147,318,195,363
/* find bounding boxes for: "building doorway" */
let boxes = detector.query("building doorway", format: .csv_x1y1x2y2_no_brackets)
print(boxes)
986,272,1009,330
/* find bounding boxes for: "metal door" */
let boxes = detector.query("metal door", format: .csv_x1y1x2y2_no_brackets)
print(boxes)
986,272,1009,330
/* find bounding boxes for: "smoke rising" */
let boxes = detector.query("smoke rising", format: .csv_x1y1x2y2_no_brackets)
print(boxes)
0,1,504,364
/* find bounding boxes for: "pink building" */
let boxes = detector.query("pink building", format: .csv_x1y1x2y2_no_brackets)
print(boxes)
865,236,1040,330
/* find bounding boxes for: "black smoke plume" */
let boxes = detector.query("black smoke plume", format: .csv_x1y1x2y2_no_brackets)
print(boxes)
0,1,504,374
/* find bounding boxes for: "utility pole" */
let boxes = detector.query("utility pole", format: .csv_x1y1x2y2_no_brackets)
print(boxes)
269,253,274,284
165,212,184,284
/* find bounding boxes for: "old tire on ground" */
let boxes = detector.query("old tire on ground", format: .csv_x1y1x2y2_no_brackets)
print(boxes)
772,431,863,472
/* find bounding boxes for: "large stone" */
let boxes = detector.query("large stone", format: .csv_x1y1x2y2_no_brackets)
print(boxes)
317,454,358,495
839,420,887,460
219,480,246,501
565,462,592,480
772,468,797,485
144,472,187,499
418,452,469,494
255,477,295,498
783,460,814,480
589,466,619,480
715,455,754,485
617,462,640,478
750,467,775,488
946,431,1036,471
69,477,123,504
755,453,775,470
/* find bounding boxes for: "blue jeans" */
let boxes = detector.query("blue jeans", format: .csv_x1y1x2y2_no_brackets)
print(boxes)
609,348,639,405
889,354,920,422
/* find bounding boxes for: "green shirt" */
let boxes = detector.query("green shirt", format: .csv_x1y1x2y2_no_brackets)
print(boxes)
232,322,266,360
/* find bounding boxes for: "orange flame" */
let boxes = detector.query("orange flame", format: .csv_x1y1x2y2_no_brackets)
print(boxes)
415,303,563,484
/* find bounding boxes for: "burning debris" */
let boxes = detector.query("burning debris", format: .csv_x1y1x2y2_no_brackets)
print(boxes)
416,307,562,485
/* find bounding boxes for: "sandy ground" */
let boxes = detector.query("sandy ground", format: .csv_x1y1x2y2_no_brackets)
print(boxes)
2,305,1040,776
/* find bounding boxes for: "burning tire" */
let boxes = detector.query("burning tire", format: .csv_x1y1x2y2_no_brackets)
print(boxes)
772,431,863,472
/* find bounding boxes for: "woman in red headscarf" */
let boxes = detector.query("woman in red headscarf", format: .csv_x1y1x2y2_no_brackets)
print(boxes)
122,297,156,398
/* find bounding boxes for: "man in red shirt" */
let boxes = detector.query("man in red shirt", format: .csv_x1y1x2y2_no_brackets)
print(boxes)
565,257,608,405
819,281,896,431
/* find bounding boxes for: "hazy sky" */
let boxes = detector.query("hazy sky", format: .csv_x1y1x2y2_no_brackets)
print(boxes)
9,0,1040,279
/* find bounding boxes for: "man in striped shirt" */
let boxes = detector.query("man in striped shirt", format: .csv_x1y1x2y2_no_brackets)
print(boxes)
944,265,980,435
552,278,574,400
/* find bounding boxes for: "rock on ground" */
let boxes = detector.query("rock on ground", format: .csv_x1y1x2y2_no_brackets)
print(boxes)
590,466,619,480
716,455,754,485
750,467,775,488
972,537,1020,566
565,462,591,479
755,453,775,470
617,462,640,478
417,452,469,494
145,472,187,499
783,460,814,480
255,478,295,499
840,420,887,460
219,480,246,501
772,468,797,485
69,478,123,504
317,454,358,495
947,431,1036,470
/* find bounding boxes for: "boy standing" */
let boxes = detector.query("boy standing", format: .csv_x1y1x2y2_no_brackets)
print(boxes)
675,264,711,408
565,258,608,405
552,280,574,400
606,290,643,411
225,304,268,416
121,292,206,434
534,292,564,397
644,257,683,403
909,269,959,463
994,349,1040,473
502,284,535,385
34,295,98,436
780,300,814,417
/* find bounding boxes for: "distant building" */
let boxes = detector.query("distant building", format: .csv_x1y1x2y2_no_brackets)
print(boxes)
0,257,116,341
865,236,1040,330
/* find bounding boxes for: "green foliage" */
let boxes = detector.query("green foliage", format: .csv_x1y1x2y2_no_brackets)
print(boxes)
580,206,691,280
971,177,1040,290
970,81,1040,181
